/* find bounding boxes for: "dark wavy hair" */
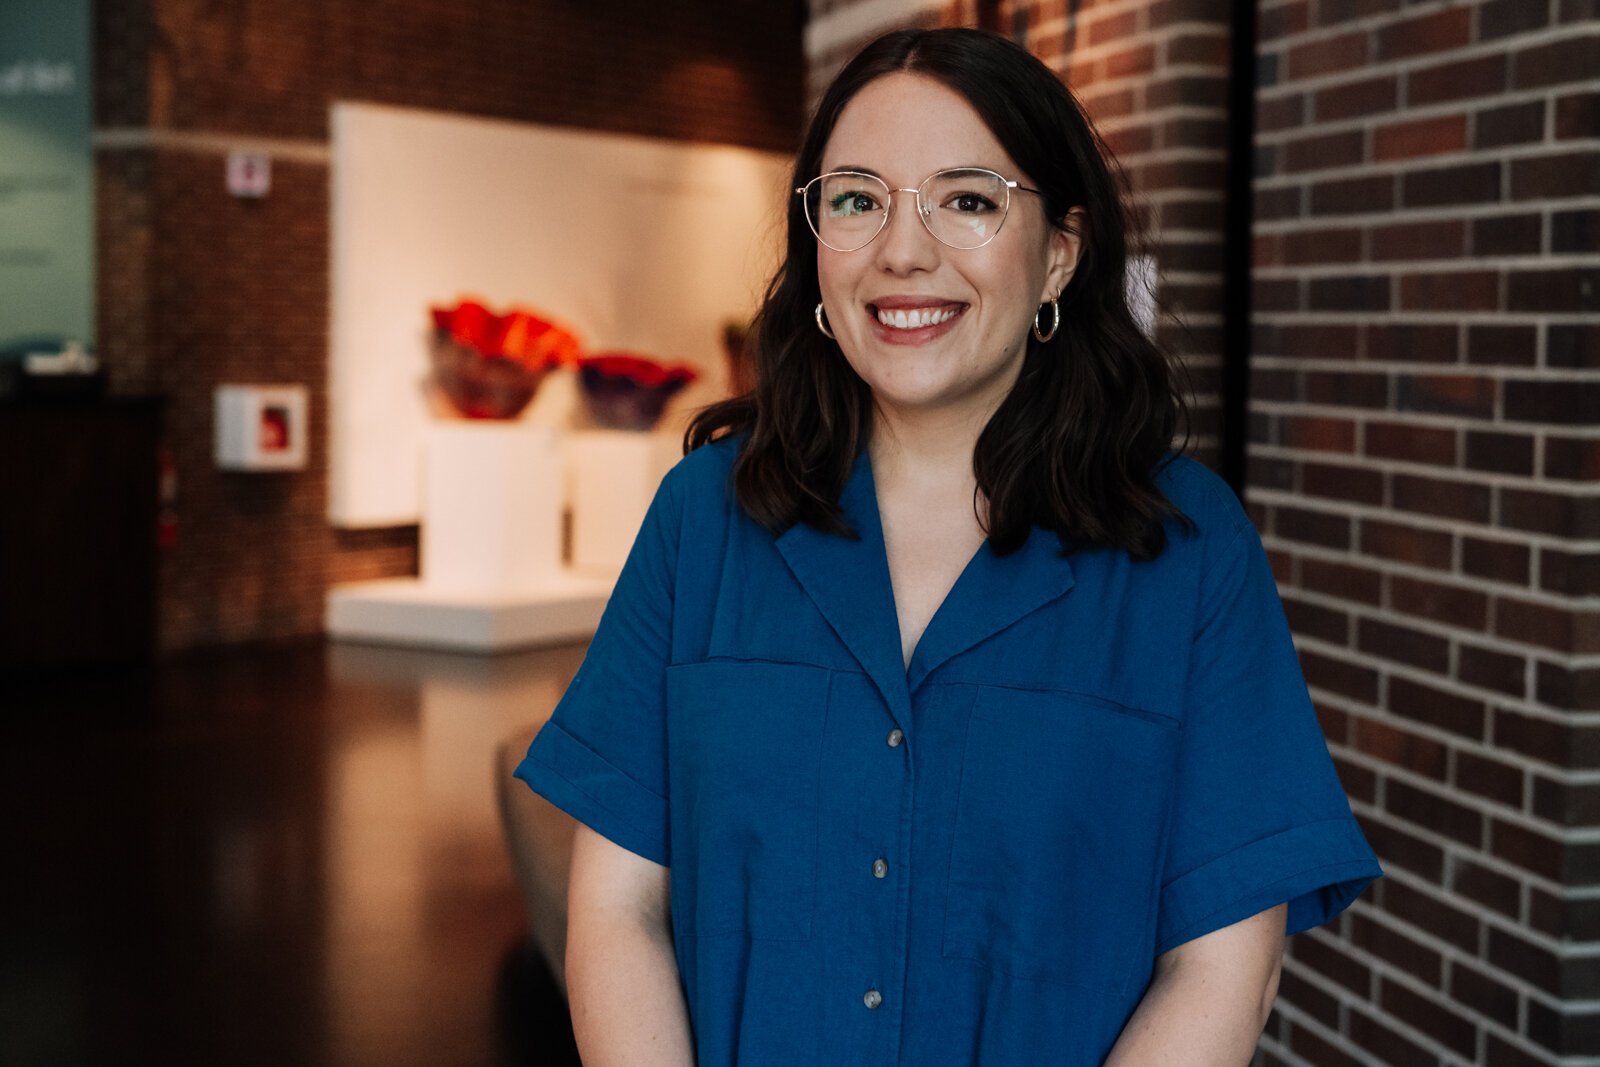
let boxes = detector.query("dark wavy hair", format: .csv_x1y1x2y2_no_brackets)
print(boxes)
686,27,1189,559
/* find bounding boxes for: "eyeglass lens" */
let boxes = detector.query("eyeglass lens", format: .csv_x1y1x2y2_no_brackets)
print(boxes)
804,169,1012,251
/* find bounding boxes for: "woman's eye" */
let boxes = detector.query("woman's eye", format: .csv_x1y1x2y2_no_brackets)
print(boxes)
827,191,880,216
948,192,998,213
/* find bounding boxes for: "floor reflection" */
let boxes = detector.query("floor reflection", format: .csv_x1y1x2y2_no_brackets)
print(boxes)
1,637,586,1066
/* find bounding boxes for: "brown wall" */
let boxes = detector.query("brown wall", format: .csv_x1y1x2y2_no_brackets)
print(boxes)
1253,1,1599,1064
95,0,804,651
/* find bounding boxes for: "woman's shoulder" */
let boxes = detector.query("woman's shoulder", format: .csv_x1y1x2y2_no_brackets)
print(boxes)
655,430,743,514
667,431,741,484
1153,452,1255,548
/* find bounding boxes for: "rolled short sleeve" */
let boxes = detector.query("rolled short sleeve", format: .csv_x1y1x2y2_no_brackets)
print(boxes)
512,468,682,867
1155,519,1381,955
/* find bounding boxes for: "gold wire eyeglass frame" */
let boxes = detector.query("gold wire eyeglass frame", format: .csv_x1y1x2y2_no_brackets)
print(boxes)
795,167,1043,252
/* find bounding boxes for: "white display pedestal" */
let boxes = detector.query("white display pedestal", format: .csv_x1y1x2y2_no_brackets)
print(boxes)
565,429,681,574
325,572,615,652
421,422,563,592
326,422,614,653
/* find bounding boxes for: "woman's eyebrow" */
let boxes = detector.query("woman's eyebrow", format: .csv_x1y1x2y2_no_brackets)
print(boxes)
824,164,884,177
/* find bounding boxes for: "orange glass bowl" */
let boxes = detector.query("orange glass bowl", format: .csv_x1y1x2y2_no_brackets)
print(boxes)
428,300,580,420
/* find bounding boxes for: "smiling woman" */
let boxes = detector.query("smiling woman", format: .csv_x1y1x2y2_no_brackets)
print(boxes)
515,26,1381,1067
809,72,1079,444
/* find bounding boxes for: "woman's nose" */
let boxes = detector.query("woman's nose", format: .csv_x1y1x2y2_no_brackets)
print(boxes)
875,188,939,272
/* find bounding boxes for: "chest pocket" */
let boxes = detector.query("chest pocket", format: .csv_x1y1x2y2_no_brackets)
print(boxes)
943,687,1180,996
666,659,828,941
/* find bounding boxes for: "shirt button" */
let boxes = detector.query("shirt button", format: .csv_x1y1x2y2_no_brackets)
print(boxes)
887,728,904,747
864,989,883,1010
872,858,889,878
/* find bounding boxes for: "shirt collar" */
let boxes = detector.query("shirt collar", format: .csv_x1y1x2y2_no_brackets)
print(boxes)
775,448,1076,722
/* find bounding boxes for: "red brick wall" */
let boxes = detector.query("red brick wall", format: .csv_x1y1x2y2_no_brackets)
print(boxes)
94,0,804,651
1253,1,1599,1063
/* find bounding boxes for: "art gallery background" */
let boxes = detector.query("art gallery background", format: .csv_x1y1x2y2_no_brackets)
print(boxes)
1,1,1596,1066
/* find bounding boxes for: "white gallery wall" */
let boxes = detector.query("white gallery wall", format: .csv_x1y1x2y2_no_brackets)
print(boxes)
329,102,792,528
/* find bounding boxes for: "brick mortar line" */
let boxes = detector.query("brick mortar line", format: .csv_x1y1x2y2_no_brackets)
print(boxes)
1253,156,1600,192
1075,67,1235,97
1159,312,1225,327
1253,310,1600,331
1257,22,1598,89
1248,163,1600,194
1256,76,1594,123
1273,530,1595,607
1253,202,1600,229
1262,510,1600,565
1156,270,1227,286
1257,129,1600,166
1068,62,1234,90
1248,357,1600,384
1299,634,1600,727
1253,272,1599,294
1121,145,1235,163
1254,175,1600,203
1253,255,1600,277
1146,226,1229,241
1090,99,1238,125
1248,409,1600,441
1259,426,1600,465
1094,104,1231,130
1140,189,1229,204
1250,399,1600,431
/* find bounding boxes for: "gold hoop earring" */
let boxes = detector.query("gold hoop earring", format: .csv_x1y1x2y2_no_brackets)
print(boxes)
815,302,836,340
1032,296,1060,343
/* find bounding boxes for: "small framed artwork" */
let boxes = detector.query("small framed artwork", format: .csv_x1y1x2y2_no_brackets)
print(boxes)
215,384,309,470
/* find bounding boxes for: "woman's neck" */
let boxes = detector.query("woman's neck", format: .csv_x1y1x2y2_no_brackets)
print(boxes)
867,399,987,501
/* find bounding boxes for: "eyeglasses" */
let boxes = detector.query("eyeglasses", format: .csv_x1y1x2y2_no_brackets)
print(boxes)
796,167,1042,252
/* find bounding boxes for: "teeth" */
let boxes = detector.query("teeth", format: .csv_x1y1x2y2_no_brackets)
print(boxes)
875,305,959,329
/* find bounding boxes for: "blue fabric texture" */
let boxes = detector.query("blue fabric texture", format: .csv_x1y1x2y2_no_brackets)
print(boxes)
514,437,1381,1065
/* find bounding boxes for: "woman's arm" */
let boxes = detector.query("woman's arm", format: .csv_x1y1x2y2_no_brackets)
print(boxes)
1103,903,1288,1067
565,823,696,1066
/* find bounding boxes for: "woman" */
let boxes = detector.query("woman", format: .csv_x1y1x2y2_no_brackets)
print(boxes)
516,27,1380,1066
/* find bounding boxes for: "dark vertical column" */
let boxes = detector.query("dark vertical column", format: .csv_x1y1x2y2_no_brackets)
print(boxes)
1220,0,1256,497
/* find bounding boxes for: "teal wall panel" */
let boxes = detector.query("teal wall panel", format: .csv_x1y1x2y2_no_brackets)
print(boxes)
0,0,93,350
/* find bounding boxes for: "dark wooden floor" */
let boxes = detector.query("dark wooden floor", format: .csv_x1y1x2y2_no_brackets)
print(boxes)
2,638,586,1067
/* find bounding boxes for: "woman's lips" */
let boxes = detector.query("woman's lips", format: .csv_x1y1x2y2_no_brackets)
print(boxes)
866,301,967,344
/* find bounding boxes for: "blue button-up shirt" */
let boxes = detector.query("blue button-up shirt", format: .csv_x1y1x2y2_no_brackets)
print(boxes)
516,436,1380,1065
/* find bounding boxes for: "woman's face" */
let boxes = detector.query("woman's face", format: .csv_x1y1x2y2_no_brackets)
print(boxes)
816,72,1081,426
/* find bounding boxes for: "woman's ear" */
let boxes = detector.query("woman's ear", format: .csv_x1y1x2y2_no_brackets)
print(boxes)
1042,206,1088,301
